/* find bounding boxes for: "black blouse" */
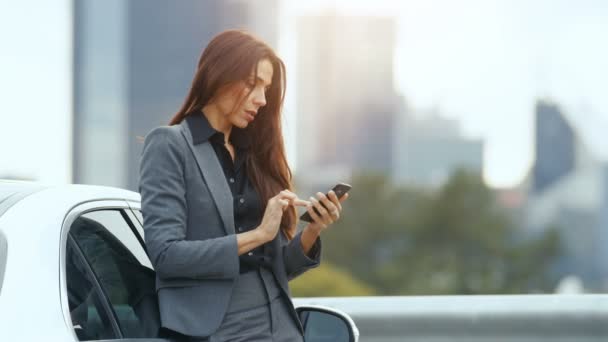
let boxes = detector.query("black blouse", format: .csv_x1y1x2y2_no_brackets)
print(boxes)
185,113,271,273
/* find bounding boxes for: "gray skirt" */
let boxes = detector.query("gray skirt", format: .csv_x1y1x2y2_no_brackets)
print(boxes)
185,269,303,342
209,294,303,342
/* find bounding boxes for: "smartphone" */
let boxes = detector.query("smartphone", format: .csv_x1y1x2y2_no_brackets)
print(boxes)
299,183,352,223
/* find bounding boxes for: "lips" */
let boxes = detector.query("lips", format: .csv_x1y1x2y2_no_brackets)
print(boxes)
244,110,256,122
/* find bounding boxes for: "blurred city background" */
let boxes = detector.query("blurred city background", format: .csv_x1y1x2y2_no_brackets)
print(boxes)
1,0,607,296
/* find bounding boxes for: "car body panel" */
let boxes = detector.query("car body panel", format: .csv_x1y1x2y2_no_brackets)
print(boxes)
0,184,139,341
0,180,46,217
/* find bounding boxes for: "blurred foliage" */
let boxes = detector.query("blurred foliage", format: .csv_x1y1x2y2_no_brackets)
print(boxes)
300,170,561,295
290,262,376,297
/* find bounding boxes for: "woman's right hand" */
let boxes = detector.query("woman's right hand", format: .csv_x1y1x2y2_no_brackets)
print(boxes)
257,190,309,242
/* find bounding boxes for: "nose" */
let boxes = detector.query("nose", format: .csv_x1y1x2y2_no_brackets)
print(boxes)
252,88,267,107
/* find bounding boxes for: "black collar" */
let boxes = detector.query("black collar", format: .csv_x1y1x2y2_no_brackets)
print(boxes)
185,111,251,148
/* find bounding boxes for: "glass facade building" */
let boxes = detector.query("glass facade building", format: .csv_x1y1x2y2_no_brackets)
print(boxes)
532,101,576,194
73,0,278,190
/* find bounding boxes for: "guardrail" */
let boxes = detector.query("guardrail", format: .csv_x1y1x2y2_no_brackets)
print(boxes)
294,295,608,342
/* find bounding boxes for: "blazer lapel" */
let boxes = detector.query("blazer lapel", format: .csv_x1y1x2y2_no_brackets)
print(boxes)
179,121,235,235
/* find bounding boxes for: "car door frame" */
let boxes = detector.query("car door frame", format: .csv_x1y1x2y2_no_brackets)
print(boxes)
59,199,166,342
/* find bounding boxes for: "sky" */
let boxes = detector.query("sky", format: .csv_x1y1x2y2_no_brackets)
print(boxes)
281,0,608,187
0,0,72,183
1,0,607,187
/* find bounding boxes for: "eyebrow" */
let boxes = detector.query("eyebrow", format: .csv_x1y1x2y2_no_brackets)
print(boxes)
250,75,271,87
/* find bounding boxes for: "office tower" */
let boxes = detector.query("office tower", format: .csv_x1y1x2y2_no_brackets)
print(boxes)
532,101,576,194
295,15,399,187
526,100,607,290
73,0,278,190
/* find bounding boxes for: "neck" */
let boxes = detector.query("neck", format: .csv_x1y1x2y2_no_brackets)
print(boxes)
201,104,232,142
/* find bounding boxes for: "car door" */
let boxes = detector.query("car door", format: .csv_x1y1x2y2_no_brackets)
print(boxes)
62,200,165,341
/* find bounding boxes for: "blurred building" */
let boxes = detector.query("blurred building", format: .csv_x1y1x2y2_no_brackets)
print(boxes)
295,15,400,190
526,101,604,229
525,100,608,290
597,163,608,288
73,0,278,190
392,109,484,188
532,101,576,194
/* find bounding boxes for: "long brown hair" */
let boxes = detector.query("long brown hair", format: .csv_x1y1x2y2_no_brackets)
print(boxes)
169,30,296,239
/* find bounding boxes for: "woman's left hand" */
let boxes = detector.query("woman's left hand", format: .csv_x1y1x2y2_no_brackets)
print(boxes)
305,190,349,233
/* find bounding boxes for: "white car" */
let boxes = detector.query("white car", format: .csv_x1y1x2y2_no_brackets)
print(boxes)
0,180,358,342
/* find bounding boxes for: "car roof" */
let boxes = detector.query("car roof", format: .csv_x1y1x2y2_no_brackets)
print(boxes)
0,180,47,218
0,180,141,220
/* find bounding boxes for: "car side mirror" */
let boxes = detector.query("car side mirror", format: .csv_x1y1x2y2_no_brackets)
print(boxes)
296,305,359,342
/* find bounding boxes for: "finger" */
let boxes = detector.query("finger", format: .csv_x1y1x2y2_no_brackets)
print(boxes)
306,203,327,229
338,192,349,203
310,196,332,225
327,191,343,212
292,198,310,207
278,190,297,201
317,192,338,217
285,195,308,207
278,199,289,208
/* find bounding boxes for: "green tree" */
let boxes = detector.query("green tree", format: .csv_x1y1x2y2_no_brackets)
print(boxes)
290,262,376,297
319,170,561,295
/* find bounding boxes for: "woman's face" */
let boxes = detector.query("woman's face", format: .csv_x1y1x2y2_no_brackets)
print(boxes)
214,58,274,129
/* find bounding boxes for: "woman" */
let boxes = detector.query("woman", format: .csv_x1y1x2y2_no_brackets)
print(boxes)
139,30,348,341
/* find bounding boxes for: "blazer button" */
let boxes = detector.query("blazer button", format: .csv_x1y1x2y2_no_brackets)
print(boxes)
238,226,243,232
239,198,245,204
229,178,235,183
248,252,253,256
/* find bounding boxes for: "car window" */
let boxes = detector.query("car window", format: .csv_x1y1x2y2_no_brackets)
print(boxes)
69,209,159,339
66,238,117,340
82,210,152,268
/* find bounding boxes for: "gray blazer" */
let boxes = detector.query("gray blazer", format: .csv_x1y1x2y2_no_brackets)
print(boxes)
139,119,321,338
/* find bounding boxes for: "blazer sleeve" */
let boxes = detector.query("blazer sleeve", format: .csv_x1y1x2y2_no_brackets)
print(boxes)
139,127,239,281
282,230,322,281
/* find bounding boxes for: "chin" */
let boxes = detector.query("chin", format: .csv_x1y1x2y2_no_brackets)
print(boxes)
234,120,249,129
